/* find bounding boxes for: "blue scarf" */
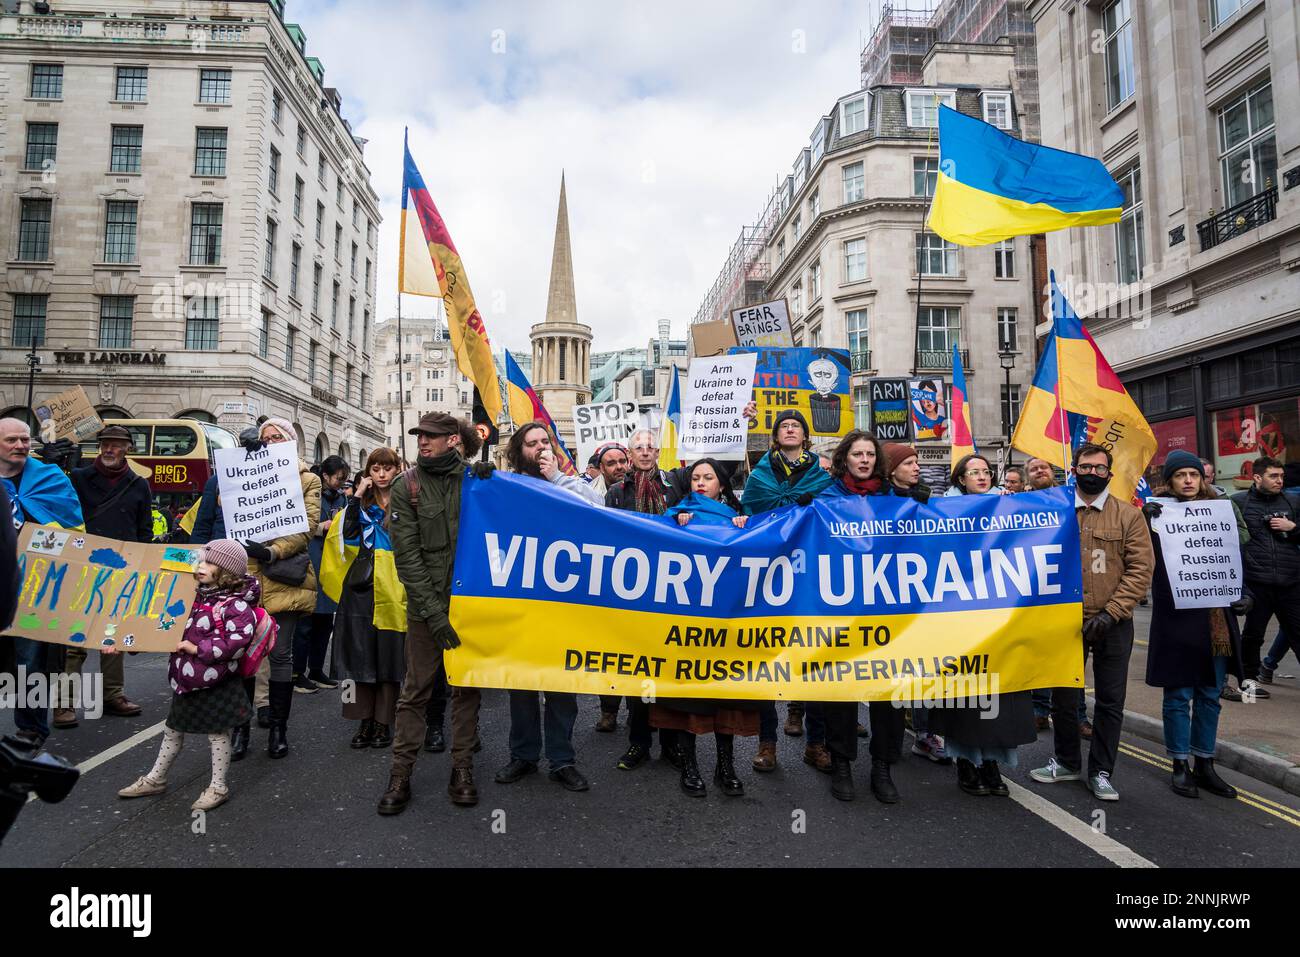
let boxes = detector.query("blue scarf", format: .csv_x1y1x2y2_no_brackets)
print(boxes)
664,492,739,526
3,457,84,530
742,452,833,516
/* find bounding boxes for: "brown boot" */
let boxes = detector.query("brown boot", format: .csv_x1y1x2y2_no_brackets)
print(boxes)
53,708,78,729
594,712,617,733
783,704,804,737
803,743,832,773
448,767,478,807
377,772,411,816
104,696,143,717
752,741,777,772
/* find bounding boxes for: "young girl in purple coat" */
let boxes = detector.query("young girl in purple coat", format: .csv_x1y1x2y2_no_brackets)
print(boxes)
118,539,259,811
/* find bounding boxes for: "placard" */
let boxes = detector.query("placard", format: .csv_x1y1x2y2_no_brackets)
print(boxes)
869,379,911,441
33,386,104,443
678,353,758,461
909,378,950,442
730,299,794,348
732,347,853,439
573,400,639,466
214,444,308,544
1150,498,1243,609
12,523,200,652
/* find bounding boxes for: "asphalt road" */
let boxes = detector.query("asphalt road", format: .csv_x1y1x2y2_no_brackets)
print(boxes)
3,650,1299,868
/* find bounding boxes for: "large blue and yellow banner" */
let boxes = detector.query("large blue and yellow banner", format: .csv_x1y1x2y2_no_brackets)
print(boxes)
447,473,1085,702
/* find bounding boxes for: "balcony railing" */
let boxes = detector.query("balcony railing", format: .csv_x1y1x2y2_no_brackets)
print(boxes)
915,348,968,371
1198,185,1278,251
851,350,872,372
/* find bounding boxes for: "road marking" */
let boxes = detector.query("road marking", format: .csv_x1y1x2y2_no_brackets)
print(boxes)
28,720,168,804
1003,778,1158,868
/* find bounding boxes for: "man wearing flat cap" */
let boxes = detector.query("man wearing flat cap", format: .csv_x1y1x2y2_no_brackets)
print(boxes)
56,424,152,725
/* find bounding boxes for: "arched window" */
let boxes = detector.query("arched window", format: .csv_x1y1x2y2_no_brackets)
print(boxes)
358,448,368,471
338,442,351,465
313,433,329,465
177,409,216,423
293,423,306,459
95,405,132,420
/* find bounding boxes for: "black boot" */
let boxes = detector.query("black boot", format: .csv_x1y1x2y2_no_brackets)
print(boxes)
1192,757,1236,799
679,733,705,797
713,733,743,797
1170,758,1199,798
830,756,855,801
370,723,393,748
351,720,376,749
230,723,250,762
267,679,292,759
979,760,1009,797
956,757,989,796
424,724,446,753
870,759,899,804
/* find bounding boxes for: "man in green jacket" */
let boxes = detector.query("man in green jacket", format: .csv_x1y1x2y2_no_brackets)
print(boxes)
378,412,486,814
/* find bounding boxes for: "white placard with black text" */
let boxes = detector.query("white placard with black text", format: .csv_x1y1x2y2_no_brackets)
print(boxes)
214,444,308,544
677,353,758,461
573,401,639,466
1150,498,1242,609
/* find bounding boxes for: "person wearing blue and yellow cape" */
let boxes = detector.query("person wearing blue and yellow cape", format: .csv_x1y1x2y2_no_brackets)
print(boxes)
321,448,407,750
660,458,756,797
742,410,833,773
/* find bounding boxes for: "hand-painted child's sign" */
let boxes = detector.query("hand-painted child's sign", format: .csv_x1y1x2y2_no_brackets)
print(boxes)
11,523,200,652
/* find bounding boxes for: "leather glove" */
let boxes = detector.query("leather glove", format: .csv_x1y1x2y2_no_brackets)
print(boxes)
1082,610,1116,643
39,438,79,470
796,492,815,507
429,620,461,650
1141,500,1163,520
1229,595,1254,616
242,540,274,563
471,461,495,480
238,426,265,453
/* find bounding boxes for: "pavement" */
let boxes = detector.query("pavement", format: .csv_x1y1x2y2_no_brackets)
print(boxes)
3,635,1300,868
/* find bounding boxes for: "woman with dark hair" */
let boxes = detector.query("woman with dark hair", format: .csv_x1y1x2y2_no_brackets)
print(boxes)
927,452,1037,797
657,458,757,796
330,447,407,749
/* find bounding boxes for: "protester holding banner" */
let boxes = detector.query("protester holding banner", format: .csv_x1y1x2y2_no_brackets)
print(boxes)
1002,467,1025,494
325,449,407,749
57,424,152,727
656,458,758,797
883,444,932,504
294,456,350,693
1026,457,1057,492
1141,451,1247,800
380,413,485,813
1031,444,1154,802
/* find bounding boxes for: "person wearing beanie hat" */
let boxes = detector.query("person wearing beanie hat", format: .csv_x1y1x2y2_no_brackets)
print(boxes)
883,443,931,504
770,409,810,447
202,539,249,579
1161,449,1204,485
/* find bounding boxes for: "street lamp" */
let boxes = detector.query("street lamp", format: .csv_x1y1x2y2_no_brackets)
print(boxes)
999,348,1018,451
24,333,42,429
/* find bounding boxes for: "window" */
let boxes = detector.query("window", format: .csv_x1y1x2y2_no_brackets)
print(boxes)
336,177,344,208
98,296,133,348
1218,81,1276,208
185,297,220,350
352,198,360,230
846,309,869,355
18,199,51,261
362,374,369,406
293,176,304,220
915,232,957,276
997,308,1018,353
842,162,865,203
188,203,223,265
331,281,340,329
268,146,280,195
258,312,270,358
271,89,283,127
198,68,232,104
12,294,47,346
312,264,322,315
263,218,277,281
854,385,870,426
25,123,57,170
315,202,325,243
348,297,356,341
195,127,227,176
912,157,938,198
109,125,143,173
362,310,370,351
809,326,823,349
1212,0,1248,28
103,200,138,263
329,356,337,391
318,155,327,185
365,259,372,292
994,239,1015,278
982,92,1012,129
30,64,62,99
1115,165,1144,284
367,219,374,247
792,214,802,243
153,426,198,456
809,262,822,302
844,238,867,282
334,223,343,261
307,341,317,383
906,90,955,128
840,94,868,135
811,119,827,165
115,67,147,101
290,243,302,298
1103,0,1135,110
790,281,803,319
351,242,358,278
296,123,306,157
1001,384,1022,434
777,238,786,262
916,307,961,354
809,190,820,218
285,326,297,373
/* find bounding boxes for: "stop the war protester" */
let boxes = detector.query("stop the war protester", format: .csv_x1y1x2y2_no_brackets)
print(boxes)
573,400,639,466
447,473,1085,702
214,443,309,544
730,298,794,348
1148,498,1243,609
677,353,757,461
11,523,200,652
733,346,853,439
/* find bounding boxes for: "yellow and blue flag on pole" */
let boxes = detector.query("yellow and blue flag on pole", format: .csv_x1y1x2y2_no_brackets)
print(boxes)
319,504,407,633
928,106,1124,247
658,366,682,471
504,351,578,476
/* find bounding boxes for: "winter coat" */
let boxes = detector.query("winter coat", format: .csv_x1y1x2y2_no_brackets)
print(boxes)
70,463,152,543
252,462,321,615
331,498,406,685
169,576,261,694
1231,487,1300,586
309,485,348,614
0,482,17,633
742,452,834,516
547,470,605,505
189,474,225,544
389,450,465,632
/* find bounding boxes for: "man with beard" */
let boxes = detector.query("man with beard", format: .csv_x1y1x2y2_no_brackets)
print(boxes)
57,425,151,726
588,441,629,504
1025,457,1057,491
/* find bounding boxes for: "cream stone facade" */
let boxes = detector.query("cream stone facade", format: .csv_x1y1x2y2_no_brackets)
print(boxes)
374,312,474,461
0,0,383,470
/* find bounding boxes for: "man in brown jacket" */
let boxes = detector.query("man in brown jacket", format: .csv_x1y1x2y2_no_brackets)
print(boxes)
1030,443,1153,801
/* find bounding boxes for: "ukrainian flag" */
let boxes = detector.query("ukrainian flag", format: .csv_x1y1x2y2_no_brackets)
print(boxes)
949,344,976,471
504,351,578,477
928,106,1124,247
319,504,407,633
658,366,682,471
3,458,84,530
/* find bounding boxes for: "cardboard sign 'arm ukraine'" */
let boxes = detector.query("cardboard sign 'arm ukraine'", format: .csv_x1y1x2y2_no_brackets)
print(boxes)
446,471,1085,702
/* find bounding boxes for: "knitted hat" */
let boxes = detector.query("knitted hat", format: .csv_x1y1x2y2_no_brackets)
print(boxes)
259,417,297,444
201,539,248,578
1162,449,1204,483
884,443,919,477
771,409,810,440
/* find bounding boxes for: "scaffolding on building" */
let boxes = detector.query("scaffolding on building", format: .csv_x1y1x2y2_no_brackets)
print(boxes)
690,182,783,327
860,1,939,89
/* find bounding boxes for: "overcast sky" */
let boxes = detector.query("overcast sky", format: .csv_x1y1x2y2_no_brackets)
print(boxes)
298,0,877,353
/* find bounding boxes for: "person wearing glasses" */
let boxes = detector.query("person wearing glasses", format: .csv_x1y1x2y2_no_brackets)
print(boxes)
1030,444,1153,802
927,454,1037,798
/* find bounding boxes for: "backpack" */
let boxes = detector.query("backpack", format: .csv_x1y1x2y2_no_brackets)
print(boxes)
212,598,278,678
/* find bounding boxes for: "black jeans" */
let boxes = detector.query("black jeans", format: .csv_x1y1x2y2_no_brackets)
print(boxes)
1051,617,1134,778
292,612,333,676
825,701,901,763
1240,581,1300,681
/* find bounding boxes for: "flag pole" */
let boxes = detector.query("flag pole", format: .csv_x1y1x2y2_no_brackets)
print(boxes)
1050,273,1071,473
397,292,407,465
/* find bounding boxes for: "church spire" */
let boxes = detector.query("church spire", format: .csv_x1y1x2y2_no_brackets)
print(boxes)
544,171,577,325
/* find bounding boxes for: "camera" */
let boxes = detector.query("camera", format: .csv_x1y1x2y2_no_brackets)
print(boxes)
0,734,80,847
1269,511,1290,540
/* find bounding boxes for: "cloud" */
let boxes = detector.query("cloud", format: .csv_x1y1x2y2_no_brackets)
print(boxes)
298,0,869,351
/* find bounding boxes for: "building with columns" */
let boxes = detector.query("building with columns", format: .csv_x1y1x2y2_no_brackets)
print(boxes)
529,173,591,449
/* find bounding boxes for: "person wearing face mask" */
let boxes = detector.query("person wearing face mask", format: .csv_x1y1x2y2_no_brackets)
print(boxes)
1030,443,1153,802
